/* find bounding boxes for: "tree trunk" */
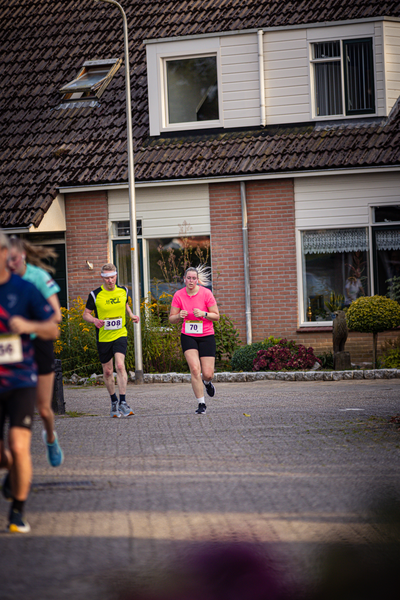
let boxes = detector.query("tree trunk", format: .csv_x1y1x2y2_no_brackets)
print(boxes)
372,332,378,369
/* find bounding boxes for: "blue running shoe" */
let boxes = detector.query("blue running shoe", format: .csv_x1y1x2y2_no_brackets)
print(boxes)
195,403,207,415
118,401,134,417
110,401,121,418
42,430,64,467
1,472,13,501
8,509,31,533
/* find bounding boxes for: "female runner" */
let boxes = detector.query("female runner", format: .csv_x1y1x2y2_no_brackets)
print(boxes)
8,238,63,466
169,265,219,414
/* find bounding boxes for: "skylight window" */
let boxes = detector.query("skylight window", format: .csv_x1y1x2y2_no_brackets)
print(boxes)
60,58,122,100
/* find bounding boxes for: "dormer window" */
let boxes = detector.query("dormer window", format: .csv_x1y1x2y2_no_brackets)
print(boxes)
311,38,375,117
164,55,219,126
60,58,122,101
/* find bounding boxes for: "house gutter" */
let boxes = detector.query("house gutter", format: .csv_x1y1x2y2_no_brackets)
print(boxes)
258,30,266,127
58,165,400,194
240,181,252,345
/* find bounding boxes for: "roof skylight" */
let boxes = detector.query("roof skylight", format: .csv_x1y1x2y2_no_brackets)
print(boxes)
60,58,122,100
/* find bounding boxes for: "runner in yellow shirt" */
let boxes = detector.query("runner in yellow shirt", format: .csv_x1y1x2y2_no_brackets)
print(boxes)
83,263,139,418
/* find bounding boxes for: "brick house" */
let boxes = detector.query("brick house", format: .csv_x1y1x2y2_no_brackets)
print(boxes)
1,0,400,362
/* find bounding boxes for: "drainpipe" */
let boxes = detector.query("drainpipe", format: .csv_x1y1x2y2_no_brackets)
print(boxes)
240,181,252,344
258,29,266,127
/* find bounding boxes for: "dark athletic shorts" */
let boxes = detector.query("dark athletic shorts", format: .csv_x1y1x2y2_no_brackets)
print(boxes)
97,337,128,364
0,387,36,440
32,337,55,375
181,333,216,358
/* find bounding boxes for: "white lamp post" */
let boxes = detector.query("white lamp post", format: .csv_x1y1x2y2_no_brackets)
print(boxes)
94,0,143,383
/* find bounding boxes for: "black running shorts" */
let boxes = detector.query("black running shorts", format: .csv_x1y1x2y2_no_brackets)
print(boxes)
180,333,216,358
0,387,36,440
97,337,128,364
32,337,55,375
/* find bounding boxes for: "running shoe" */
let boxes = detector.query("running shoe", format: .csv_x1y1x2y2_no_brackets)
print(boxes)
203,380,216,397
1,472,13,501
119,401,134,417
42,430,64,467
8,509,31,533
110,401,121,418
195,403,207,415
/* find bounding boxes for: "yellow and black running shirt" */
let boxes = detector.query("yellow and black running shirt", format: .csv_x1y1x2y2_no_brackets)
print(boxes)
85,285,129,343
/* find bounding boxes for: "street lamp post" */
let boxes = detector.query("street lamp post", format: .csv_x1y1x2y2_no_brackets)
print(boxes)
94,0,143,383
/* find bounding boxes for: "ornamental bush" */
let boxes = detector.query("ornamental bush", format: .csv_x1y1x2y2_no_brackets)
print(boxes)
231,336,281,371
381,336,400,368
346,295,400,333
253,339,321,372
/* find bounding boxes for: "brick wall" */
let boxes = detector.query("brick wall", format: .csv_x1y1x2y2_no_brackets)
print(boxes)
65,190,109,302
209,179,297,341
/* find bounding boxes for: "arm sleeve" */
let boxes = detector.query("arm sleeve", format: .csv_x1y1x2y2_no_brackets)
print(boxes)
171,293,182,309
206,289,217,307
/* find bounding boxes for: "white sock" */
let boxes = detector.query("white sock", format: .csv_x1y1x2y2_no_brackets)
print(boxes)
197,396,205,405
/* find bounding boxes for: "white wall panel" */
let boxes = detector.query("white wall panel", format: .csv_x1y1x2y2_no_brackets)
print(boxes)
264,29,310,124
295,173,400,230
108,184,210,238
383,21,400,114
221,33,260,128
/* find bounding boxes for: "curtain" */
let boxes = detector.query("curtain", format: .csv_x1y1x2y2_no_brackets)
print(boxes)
376,229,400,251
303,228,368,254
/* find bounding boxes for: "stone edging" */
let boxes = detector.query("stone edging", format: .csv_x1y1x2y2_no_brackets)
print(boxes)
65,368,400,385
130,369,400,383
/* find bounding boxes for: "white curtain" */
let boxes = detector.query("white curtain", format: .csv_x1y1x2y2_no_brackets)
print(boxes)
376,229,400,251
303,228,368,254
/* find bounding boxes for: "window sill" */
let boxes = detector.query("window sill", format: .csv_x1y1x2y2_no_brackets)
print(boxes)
297,326,332,333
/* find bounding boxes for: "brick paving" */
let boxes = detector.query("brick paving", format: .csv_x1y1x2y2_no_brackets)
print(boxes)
0,378,399,599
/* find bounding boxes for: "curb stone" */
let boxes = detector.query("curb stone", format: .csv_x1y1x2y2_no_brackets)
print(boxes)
65,368,400,385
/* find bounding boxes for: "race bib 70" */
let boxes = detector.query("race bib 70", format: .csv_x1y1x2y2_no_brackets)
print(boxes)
185,320,203,334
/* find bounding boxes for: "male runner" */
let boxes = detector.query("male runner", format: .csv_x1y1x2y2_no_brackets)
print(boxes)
0,230,59,533
83,263,139,418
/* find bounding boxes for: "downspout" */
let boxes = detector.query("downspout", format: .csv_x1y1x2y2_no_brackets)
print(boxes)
240,181,252,344
258,29,266,127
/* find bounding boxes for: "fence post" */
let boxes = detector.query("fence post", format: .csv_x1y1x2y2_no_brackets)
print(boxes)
52,358,65,414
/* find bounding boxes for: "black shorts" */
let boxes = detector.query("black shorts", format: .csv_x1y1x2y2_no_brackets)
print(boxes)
181,334,216,358
0,387,36,440
32,337,55,375
97,337,128,364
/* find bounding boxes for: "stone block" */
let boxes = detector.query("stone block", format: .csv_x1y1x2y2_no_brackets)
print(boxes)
172,373,183,383
313,372,324,381
323,371,333,381
352,370,364,380
275,372,286,381
245,372,258,382
153,373,163,383
383,369,397,379
374,370,384,379
304,372,316,381
265,372,277,380
342,371,354,380
363,370,375,379
233,372,247,382
216,372,229,382
129,371,136,382
143,373,153,384
182,374,192,383
283,372,296,381
295,372,305,381
332,371,344,381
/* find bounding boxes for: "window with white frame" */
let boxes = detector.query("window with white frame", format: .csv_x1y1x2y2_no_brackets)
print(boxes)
311,38,375,117
302,228,370,322
164,55,219,127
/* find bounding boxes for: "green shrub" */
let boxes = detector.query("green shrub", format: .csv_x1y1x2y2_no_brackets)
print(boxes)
386,275,400,304
231,336,280,371
346,295,400,333
381,337,400,368
316,351,334,370
214,314,241,361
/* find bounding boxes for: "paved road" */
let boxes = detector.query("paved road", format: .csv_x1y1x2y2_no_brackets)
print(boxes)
0,379,399,599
